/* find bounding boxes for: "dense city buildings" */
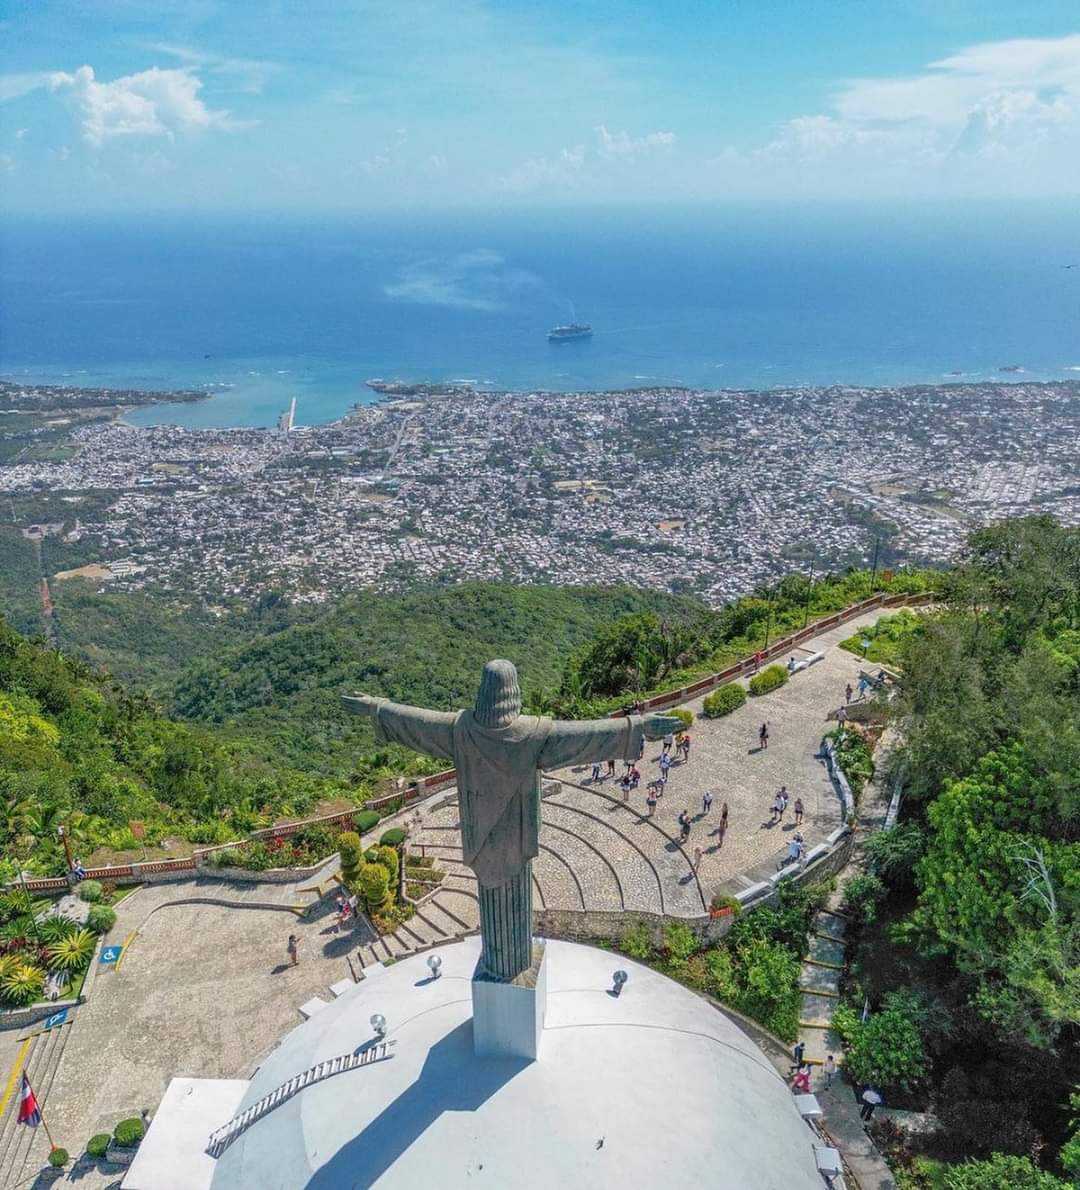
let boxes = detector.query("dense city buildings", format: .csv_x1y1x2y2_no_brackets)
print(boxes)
2,380,1078,606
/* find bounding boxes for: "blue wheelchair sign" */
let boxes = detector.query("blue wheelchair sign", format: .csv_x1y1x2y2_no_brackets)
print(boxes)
44,1008,69,1030
100,945,123,965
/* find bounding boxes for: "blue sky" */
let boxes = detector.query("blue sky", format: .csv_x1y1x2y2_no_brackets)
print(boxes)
4,0,1080,211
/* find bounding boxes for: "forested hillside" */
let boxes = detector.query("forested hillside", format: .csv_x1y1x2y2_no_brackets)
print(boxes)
167,583,703,778
840,517,1079,1187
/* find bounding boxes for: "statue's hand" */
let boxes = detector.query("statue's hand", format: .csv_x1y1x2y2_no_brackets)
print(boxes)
341,692,381,717
642,714,686,740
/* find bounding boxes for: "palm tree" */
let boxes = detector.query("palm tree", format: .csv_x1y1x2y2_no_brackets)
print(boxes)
46,929,96,974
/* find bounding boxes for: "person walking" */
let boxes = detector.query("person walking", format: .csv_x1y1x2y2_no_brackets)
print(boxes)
845,682,853,705
823,1054,837,1090
793,796,804,826
678,809,691,843
620,775,631,802
287,934,300,967
659,751,672,782
758,722,769,750
836,705,849,724
662,731,674,756
860,1086,882,1122
607,759,616,778
702,789,714,815
693,846,702,870
719,802,729,841
791,1039,806,1073
646,788,658,817
681,733,691,762
770,791,784,824
591,761,602,782
630,764,641,788
777,785,788,819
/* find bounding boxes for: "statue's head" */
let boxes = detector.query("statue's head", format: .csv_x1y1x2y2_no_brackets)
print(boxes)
474,659,521,728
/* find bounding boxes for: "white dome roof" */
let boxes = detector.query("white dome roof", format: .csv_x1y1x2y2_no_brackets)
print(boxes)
211,938,824,1190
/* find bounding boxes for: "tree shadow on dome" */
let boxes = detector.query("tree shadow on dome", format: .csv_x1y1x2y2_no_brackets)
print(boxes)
305,1019,528,1189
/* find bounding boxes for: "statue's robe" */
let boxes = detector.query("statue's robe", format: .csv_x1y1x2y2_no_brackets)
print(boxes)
368,700,647,887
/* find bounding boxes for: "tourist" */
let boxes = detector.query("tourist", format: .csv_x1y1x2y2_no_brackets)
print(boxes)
792,1065,812,1094
791,1039,806,1072
758,722,769,750
678,810,691,842
71,857,87,882
621,775,631,802
607,759,616,777
287,934,300,967
857,675,871,699
659,751,672,781
845,682,854,704
638,736,646,760
793,796,804,825
662,731,674,755
702,789,714,815
778,785,788,817
630,764,641,788
823,1055,837,1090
693,846,702,870
787,655,797,672
591,761,602,782
859,1086,882,1122
646,789,658,816
836,705,848,723
719,802,729,840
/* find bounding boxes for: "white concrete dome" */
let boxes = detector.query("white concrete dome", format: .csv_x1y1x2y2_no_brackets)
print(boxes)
211,937,825,1189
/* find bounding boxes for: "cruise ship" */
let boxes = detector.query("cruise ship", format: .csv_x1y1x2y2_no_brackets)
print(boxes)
548,322,593,341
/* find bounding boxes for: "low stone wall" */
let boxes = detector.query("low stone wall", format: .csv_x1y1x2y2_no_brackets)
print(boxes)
0,996,80,1031
536,830,854,947
198,855,334,885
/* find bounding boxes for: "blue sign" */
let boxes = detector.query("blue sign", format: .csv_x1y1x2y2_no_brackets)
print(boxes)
43,1008,69,1030
100,945,123,965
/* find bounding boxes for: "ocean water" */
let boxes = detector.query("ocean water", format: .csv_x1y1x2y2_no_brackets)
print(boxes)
2,205,1078,428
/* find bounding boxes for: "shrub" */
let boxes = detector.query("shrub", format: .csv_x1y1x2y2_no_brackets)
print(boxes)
620,922,653,960
731,936,801,1039
703,947,739,1001
359,862,391,913
86,904,117,934
376,845,400,885
76,880,103,904
0,962,45,1005
338,831,364,888
113,1118,145,1148
46,929,97,973
86,1133,111,1159
831,1001,862,1045
662,921,698,962
355,810,380,834
748,665,788,696
0,889,32,923
941,1155,1071,1190
703,684,747,717
379,827,407,848
710,893,742,915
863,821,926,886
669,708,694,730
842,872,887,925
48,1147,69,1167
845,995,929,1090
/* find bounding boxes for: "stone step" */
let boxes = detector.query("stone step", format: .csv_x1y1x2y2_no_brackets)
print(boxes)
435,890,479,931
799,1024,845,1068
419,900,465,937
799,992,839,1028
800,963,842,996
806,933,846,967
813,910,848,941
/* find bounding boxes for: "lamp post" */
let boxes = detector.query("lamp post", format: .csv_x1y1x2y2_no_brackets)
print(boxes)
802,556,817,629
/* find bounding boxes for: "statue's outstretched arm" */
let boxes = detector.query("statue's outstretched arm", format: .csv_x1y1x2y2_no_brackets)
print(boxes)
537,712,675,769
342,693,458,761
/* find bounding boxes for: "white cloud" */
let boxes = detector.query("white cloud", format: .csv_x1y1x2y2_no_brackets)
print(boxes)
48,65,248,146
502,126,674,193
145,44,278,94
594,124,675,162
762,31,1080,177
384,249,544,311
0,73,52,102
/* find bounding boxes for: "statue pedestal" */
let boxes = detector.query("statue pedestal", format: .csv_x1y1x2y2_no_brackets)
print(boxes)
471,942,546,1062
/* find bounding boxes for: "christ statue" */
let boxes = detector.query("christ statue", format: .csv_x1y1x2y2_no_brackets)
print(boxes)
343,660,682,981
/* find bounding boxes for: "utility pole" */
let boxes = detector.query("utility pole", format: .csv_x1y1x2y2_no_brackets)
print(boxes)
802,556,817,629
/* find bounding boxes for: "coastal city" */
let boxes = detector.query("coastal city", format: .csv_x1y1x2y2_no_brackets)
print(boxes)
1,378,1079,606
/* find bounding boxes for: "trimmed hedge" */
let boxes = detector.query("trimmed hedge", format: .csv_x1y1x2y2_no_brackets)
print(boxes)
748,664,789,697
87,1133,111,1159
48,1147,69,1167
355,810,380,834
379,828,406,848
702,684,747,718
113,1118,145,1148
669,708,693,730
86,904,117,934
76,880,103,904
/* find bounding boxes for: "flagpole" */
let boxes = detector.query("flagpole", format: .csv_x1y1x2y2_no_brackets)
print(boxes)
21,1071,58,1151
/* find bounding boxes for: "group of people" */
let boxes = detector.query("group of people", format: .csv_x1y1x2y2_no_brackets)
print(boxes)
791,1041,883,1126
769,786,804,825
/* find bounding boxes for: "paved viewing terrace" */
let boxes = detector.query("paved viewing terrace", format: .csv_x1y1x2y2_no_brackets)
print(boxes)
0,609,886,1188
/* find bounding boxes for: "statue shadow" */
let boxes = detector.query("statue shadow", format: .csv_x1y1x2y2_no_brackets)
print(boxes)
321,933,360,959
306,1020,528,1190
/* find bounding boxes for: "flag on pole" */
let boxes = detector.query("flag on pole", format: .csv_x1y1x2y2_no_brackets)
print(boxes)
17,1073,41,1127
